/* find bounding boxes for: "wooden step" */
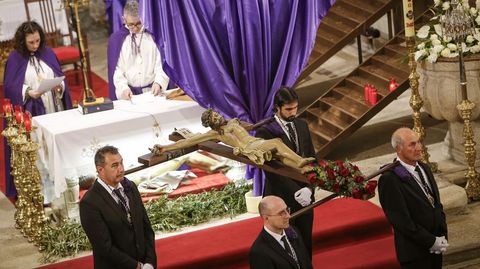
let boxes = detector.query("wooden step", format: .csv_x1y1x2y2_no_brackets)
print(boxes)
320,93,369,118
345,75,389,97
371,51,409,73
309,122,338,141
359,64,401,84
334,1,372,22
341,0,388,13
329,4,369,23
384,43,407,55
320,21,350,36
307,106,354,130
317,27,343,43
322,13,358,33
334,86,367,106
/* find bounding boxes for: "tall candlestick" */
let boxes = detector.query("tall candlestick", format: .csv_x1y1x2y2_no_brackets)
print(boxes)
403,0,415,37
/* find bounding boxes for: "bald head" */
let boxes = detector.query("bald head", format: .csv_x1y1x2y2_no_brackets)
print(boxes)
258,196,284,216
391,127,422,165
391,127,415,150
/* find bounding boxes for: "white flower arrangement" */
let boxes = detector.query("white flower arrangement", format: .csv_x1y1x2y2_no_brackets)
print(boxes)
415,0,480,63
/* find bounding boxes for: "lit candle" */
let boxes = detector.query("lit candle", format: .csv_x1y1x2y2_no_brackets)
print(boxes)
403,0,415,37
15,110,23,124
389,78,398,92
14,105,22,113
23,112,31,132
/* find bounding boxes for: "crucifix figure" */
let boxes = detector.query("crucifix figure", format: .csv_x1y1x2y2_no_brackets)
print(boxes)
150,109,315,173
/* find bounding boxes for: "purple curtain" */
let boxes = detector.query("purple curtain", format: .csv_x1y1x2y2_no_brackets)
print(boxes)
104,0,127,34
140,0,333,195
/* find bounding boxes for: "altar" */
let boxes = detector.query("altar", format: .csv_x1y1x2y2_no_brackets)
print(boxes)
32,97,207,202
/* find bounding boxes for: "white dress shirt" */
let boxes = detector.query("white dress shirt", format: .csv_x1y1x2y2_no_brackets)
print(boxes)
274,114,297,141
397,157,433,194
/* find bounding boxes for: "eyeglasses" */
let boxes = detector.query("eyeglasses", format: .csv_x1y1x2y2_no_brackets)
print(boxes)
126,21,142,29
267,207,291,217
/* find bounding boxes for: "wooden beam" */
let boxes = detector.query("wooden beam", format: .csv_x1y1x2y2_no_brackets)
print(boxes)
137,140,308,184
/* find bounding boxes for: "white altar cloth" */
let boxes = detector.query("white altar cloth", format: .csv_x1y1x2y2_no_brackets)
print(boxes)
32,98,207,200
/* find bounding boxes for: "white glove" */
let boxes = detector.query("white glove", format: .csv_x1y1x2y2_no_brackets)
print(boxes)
429,236,449,254
294,187,312,207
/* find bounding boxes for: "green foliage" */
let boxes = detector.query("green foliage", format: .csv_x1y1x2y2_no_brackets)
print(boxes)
146,182,250,231
39,182,251,263
39,219,91,263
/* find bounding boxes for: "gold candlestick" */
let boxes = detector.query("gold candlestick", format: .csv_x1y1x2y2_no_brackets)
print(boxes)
21,127,47,249
406,36,438,172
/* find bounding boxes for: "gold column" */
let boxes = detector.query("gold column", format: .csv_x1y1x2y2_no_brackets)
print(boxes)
405,36,438,172
21,126,47,248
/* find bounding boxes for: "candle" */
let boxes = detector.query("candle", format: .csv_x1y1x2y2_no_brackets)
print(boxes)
23,112,31,132
389,78,398,92
15,110,23,124
2,99,10,114
403,0,415,37
364,84,371,104
368,85,378,106
14,105,22,113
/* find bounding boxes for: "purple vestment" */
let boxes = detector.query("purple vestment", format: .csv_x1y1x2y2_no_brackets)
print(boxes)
2,46,72,197
107,27,161,100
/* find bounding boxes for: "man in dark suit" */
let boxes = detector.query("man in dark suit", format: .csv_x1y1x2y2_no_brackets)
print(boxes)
256,86,316,256
80,145,156,269
379,127,448,269
249,195,313,269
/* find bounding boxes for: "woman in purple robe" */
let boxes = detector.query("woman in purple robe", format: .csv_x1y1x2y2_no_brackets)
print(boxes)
2,21,72,198
4,21,72,116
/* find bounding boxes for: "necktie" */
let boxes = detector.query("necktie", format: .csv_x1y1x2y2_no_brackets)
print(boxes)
414,166,435,206
113,188,129,214
281,235,299,268
286,123,298,153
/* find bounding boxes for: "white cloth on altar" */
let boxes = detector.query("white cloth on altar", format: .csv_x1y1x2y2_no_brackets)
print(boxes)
113,27,169,97
32,98,207,201
138,170,197,194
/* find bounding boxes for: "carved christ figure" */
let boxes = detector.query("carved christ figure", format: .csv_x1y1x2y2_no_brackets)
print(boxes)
151,109,315,172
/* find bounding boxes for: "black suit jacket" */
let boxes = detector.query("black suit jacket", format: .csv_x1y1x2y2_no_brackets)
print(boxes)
378,162,447,264
256,118,316,255
80,178,157,269
249,228,313,269
255,118,315,211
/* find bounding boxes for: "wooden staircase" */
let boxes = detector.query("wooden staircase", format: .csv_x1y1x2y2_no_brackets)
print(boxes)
297,1,433,158
297,0,397,83
302,35,409,158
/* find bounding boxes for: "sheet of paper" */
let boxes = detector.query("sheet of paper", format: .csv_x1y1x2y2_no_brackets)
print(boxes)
38,76,65,93
130,92,162,105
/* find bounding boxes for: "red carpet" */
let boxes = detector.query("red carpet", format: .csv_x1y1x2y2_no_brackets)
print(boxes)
35,198,400,269
0,70,108,198
64,69,109,104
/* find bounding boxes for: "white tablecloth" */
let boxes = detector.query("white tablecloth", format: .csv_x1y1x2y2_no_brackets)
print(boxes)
32,98,207,200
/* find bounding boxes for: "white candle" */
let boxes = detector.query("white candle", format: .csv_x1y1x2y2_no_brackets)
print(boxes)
403,0,415,37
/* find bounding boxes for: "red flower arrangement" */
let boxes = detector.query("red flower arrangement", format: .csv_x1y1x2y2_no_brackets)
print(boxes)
306,159,377,199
